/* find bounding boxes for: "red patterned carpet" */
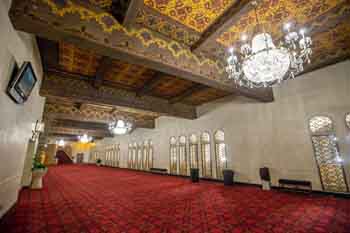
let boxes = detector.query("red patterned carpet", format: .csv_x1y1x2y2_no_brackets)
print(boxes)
1,165,350,233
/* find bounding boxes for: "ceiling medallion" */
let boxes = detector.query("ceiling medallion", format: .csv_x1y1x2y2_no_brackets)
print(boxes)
108,119,133,135
226,1,312,88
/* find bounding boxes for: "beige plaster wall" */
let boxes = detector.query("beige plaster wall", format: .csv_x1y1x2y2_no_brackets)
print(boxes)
99,60,350,192
0,0,45,217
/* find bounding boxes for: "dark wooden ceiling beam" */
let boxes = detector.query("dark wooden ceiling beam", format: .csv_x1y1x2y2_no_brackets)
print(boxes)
169,84,208,104
40,72,197,119
44,111,156,129
94,56,113,88
136,72,164,96
123,0,144,27
46,126,114,138
50,119,108,131
9,0,273,102
191,0,254,52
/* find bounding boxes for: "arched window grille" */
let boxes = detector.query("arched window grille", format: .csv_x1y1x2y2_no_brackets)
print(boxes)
138,143,143,170
170,137,178,174
115,144,120,167
128,143,132,168
132,142,137,169
346,113,350,129
214,130,227,180
200,132,212,178
179,136,187,176
189,134,199,170
148,140,154,169
143,140,149,170
309,116,348,192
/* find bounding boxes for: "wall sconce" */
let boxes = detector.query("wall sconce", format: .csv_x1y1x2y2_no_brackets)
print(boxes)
31,120,45,140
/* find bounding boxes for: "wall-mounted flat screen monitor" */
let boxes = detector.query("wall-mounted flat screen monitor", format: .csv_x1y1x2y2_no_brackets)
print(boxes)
7,62,37,104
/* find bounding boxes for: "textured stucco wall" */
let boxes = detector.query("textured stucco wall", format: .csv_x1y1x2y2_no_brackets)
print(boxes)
0,0,45,217
99,60,350,191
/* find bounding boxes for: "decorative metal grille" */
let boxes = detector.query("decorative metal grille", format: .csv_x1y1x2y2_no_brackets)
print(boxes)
309,116,334,134
128,144,132,168
179,136,187,175
170,137,178,174
346,113,350,129
309,116,348,193
214,130,227,180
143,141,149,170
189,134,199,169
138,143,143,170
132,142,137,169
149,140,154,169
200,132,212,178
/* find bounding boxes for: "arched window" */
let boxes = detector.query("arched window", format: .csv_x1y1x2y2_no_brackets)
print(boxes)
214,130,227,180
148,140,154,169
178,136,187,176
189,134,199,170
128,143,132,168
143,140,149,170
170,137,178,174
132,142,137,169
346,113,350,129
309,116,348,192
200,132,212,178
138,143,143,170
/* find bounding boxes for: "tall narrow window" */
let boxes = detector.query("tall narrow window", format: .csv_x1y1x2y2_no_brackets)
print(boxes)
128,143,132,168
149,140,154,169
215,130,227,180
143,140,149,170
346,113,350,129
178,136,187,176
170,137,178,174
201,132,212,178
138,143,143,170
189,134,199,170
132,142,137,169
309,116,348,192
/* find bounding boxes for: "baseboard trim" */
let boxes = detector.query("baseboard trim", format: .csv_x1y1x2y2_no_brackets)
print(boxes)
0,200,17,224
271,186,350,198
92,165,350,198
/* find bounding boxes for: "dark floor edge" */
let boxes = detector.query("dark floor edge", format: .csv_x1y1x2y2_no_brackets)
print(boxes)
0,201,17,224
79,164,350,198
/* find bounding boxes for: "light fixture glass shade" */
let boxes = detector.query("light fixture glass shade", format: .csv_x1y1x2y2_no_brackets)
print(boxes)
251,33,275,53
242,47,290,84
78,134,92,143
57,139,65,147
109,119,132,135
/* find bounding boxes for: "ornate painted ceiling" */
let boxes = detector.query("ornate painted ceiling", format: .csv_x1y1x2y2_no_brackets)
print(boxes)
9,0,349,138
217,0,346,46
137,0,350,71
144,0,236,32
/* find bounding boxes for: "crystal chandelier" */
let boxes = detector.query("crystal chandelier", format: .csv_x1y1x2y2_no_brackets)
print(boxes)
108,119,132,135
78,134,92,143
226,1,312,88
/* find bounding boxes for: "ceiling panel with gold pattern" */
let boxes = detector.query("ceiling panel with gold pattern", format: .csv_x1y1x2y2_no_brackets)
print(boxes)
89,0,113,10
59,42,101,77
57,41,228,105
135,7,201,46
143,0,236,33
